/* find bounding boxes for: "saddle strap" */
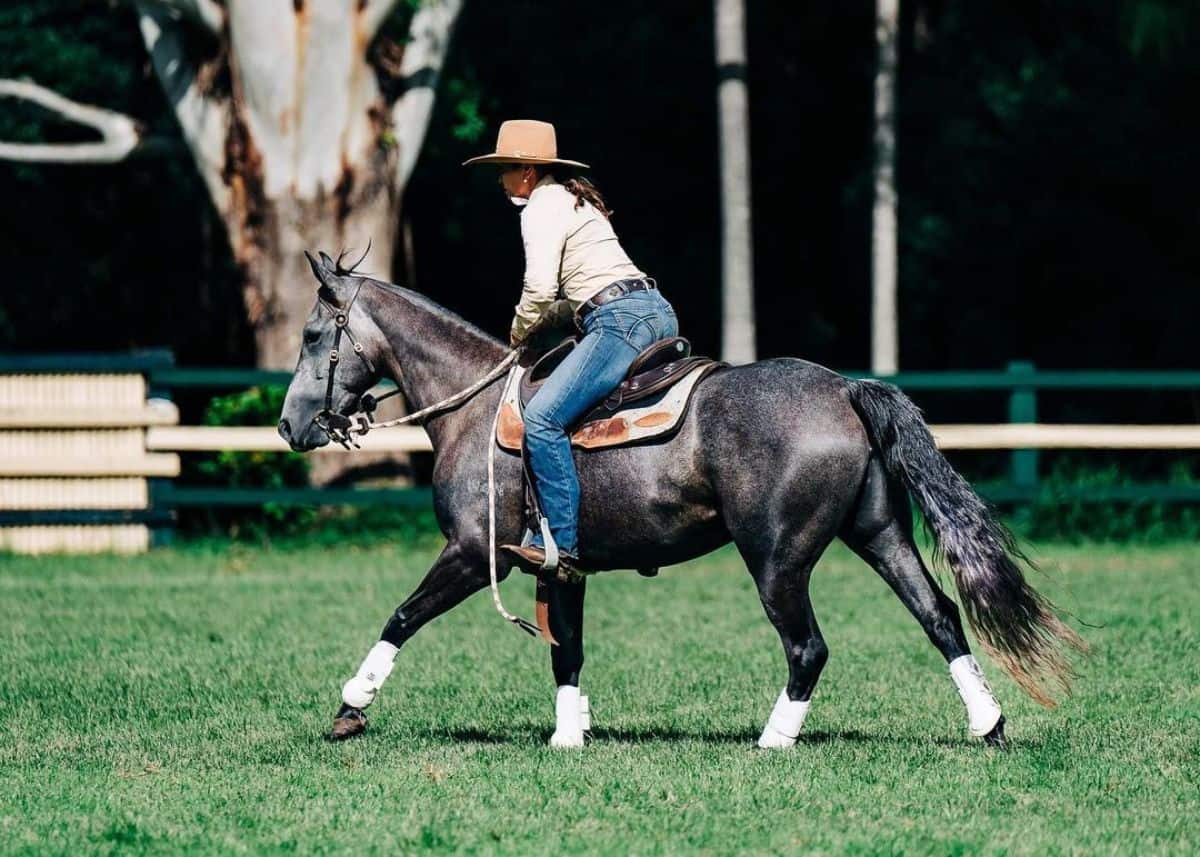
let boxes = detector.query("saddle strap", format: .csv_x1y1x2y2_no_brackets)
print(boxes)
535,578,558,645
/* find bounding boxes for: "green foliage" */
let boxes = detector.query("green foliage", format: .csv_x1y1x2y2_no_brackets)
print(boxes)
1014,458,1200,543
1,541,1197,853
186,386,314,537
444,76,487,143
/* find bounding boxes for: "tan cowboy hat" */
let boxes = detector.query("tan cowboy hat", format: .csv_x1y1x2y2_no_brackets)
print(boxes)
462,119,590,168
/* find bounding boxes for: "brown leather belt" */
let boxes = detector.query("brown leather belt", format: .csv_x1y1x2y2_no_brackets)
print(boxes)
575,278,656,324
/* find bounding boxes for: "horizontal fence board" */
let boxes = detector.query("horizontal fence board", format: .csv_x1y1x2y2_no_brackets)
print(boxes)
0,373,148,410
0,478,148,509
0,401,179,428
143,424,1200,453
0,524,149,554
158,366,1200,392
849,370,1200,390
930,424,1200,449
0,454,180,477
147,425,432,452
164,486,432,507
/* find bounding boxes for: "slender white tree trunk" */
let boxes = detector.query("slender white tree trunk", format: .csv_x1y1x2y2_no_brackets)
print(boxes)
715,0,756,365
872,0,900,375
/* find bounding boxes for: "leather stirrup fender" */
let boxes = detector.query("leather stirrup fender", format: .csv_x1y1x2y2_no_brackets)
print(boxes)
535,578,559,646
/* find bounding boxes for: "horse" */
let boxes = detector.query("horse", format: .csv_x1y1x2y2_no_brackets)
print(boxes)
278,251,1083,749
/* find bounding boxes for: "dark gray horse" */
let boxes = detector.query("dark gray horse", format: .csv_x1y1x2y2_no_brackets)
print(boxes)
279,252,1082,748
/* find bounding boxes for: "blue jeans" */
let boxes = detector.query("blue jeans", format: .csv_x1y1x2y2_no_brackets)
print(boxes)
524,287,679,554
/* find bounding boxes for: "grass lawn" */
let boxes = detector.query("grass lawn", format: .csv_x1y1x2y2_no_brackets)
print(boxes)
1,536,1197,855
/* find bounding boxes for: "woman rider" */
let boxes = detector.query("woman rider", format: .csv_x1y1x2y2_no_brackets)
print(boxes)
464,120,678,576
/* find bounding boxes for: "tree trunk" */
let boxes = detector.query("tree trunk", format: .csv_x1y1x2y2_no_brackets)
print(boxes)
715,0,757,365
229,174,400,370
2,0,463,484
872,0,900,375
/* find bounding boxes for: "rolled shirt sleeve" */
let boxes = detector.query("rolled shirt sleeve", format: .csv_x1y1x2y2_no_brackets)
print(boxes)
511,199,567,343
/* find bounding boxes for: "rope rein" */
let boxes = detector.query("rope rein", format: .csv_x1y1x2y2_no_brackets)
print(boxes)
360,350,519,430
338,349,537,636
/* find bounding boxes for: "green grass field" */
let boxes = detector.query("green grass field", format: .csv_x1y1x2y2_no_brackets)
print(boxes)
1,536,1197,855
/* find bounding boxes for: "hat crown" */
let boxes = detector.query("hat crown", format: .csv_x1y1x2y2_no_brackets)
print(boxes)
494,120,558,160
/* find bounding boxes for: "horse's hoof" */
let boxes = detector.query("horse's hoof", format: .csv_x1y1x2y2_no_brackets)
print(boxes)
327,705,367,741
549,729,585,749
982,715,1007,749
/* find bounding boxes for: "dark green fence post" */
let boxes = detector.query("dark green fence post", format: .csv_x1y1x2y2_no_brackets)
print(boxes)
1007,360,1038,497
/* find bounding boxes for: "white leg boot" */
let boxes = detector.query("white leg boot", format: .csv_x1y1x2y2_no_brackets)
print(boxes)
949,655,1003,737
341,641,399,709
757,689,810,749
549,685,586,748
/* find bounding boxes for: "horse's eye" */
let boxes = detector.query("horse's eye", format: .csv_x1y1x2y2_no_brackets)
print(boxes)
303,328,321,345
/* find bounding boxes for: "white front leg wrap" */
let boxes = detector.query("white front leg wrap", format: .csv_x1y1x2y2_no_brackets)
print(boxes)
549,685,586,748
949,655,1002,736
341,641,399,709
757,689,810,749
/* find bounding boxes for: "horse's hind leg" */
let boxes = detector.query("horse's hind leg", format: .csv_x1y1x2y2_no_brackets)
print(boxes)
737,529,834,749
546,579,589,748
841,457,1006,745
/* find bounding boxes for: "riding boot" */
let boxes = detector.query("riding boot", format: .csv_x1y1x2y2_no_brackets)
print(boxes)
501,544,587,584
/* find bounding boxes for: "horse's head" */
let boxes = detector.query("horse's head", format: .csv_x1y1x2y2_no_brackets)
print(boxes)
278,250,386,451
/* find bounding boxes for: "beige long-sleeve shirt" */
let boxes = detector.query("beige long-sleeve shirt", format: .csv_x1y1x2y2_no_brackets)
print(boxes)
510,175,646,343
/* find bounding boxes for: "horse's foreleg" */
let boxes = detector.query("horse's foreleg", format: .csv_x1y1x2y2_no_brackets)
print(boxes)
328,541,488,741
546,578,588,748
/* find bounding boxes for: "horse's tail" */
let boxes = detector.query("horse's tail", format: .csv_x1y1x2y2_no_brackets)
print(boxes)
846,378,1085,706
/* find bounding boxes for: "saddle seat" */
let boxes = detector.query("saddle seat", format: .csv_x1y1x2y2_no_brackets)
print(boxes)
496,336,724,452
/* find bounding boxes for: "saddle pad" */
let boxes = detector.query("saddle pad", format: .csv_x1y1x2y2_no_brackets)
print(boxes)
496,362,717,452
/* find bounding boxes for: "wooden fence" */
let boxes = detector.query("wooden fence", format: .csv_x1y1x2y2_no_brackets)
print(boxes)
2,351,1197,551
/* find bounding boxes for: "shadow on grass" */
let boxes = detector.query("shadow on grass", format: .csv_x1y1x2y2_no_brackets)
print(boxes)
435,724,1050,751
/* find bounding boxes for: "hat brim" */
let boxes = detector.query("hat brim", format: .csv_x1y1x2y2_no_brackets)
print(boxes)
462,153,590,168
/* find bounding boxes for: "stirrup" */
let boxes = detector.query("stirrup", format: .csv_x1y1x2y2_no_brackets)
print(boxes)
537,516,559,571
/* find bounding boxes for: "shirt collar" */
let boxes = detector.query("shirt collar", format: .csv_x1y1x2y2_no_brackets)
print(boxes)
529,174,559,200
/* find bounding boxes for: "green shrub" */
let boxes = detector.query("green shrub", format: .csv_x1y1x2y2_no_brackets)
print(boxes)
1011,457,1200,543
182,385,314,537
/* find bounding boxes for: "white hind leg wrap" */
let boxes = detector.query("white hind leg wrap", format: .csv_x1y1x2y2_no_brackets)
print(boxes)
949,655,1002,736
341,641,399,709
757,689,810,749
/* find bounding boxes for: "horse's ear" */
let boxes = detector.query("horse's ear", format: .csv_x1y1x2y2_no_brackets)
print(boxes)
305,250,333,286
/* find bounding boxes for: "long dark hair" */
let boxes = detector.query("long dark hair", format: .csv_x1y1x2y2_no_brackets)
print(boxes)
542,168,611,218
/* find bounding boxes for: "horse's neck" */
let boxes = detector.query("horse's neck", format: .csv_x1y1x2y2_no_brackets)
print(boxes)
365,282,507,434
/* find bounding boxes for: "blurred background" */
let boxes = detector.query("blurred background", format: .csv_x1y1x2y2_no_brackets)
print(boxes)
1,0,1197,545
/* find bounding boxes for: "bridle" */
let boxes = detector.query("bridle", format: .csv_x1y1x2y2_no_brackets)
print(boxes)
313,279,400,449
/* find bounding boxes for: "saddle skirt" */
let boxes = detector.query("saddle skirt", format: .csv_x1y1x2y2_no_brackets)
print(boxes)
496,338,724,452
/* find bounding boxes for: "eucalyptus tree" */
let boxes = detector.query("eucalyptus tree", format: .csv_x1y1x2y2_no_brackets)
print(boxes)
0,0,462,369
